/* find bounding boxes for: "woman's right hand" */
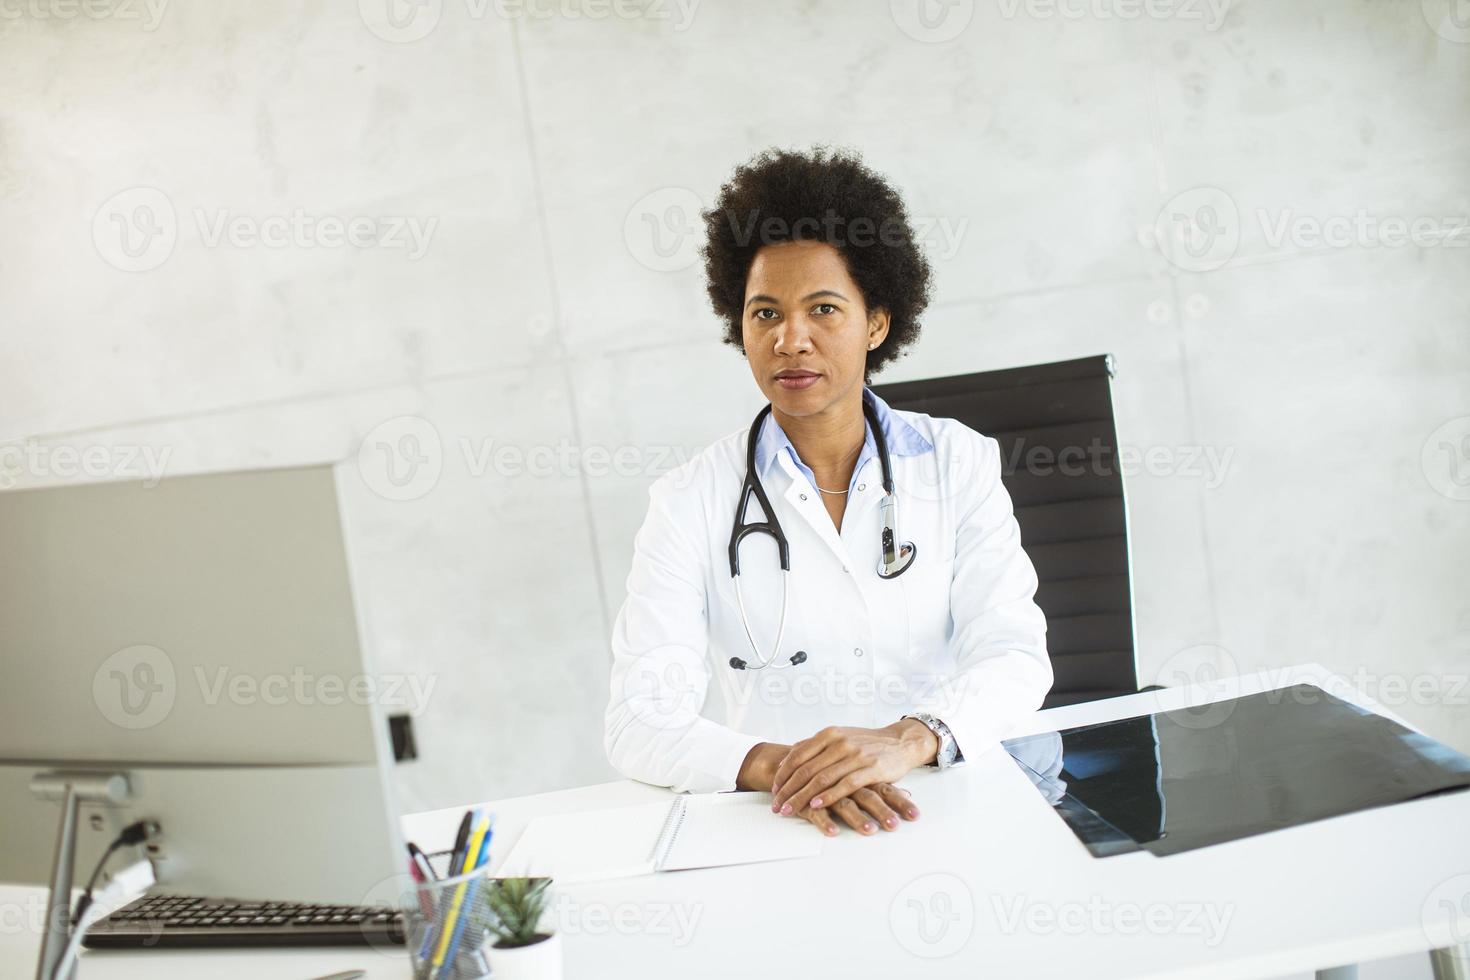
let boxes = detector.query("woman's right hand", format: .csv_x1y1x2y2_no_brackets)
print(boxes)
796,782,920,837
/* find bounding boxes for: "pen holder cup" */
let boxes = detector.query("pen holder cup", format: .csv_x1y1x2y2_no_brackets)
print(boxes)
406,851,498,980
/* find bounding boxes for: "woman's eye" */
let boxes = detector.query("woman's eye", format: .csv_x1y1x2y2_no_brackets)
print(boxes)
813,303,837,315
753,308,778,321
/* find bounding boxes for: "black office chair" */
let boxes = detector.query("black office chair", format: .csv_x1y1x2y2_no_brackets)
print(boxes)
874,355,1136,708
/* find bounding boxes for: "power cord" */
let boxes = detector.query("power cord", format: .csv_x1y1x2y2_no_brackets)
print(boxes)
52,855,155,980
70,820,159,929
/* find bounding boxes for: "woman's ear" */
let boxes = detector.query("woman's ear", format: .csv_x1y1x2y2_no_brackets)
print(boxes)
866,308,891,351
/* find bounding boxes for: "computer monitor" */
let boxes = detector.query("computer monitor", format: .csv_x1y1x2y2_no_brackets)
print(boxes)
0,463,406,906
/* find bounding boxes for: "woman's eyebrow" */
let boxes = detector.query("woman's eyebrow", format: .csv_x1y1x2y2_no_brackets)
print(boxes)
743,289,850,309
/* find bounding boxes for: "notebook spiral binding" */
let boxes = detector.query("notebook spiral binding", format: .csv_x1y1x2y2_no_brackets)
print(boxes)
649,796,690,871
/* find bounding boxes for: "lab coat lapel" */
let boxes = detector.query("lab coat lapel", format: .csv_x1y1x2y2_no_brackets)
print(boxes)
773,450,852,569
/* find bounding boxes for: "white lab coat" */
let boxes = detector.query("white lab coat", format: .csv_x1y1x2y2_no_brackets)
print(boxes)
604,407,1052,794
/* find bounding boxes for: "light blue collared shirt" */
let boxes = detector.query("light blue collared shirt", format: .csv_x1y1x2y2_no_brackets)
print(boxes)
754,387,934,495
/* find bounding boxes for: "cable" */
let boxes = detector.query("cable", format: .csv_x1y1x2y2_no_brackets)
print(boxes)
52,856,155,980
69,821,158,930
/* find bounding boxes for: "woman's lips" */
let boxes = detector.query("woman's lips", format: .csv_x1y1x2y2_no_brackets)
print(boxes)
775,373,821,391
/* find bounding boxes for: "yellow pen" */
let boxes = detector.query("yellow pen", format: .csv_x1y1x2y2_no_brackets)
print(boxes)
430,814,490,971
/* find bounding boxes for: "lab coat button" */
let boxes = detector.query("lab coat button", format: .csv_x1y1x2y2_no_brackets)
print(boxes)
854,647,864,658
799,493,808,501
858,483,866,492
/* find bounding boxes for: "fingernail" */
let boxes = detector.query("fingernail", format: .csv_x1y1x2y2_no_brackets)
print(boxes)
780,803,792,815
907,809,918,818
771,803,780,813
863,823,875,833
885,817,897,828
825,826,838,836
811,797,822,808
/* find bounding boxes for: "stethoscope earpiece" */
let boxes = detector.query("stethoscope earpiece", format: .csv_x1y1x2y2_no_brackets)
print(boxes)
728,651,805,671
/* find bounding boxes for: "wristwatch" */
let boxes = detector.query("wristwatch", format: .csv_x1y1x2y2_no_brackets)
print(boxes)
903,712,962,769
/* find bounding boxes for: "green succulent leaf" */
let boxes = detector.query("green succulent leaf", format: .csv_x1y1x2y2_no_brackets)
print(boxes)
485,877,553,948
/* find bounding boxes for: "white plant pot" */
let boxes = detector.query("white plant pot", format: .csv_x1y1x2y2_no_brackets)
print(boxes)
486,931,562,980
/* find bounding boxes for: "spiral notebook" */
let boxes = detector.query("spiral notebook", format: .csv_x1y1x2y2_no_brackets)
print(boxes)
495,793,823,884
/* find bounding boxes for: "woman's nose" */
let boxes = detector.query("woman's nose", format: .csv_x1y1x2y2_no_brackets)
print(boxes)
772,317,814,354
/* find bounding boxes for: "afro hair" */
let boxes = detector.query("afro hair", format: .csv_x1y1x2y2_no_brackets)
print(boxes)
701,146,933,379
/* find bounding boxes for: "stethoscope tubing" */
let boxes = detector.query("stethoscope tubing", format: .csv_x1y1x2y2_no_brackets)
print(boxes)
727,397,914,671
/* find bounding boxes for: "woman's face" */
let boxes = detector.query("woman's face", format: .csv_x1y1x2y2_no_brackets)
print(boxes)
740,239,889,419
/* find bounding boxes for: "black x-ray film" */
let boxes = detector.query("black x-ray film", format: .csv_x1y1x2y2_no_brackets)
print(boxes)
1002,684,1470,858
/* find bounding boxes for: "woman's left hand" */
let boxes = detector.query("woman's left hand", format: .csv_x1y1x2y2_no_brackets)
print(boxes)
769,720,937,815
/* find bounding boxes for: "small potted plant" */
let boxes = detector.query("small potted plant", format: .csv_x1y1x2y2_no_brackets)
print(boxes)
485,877,560,980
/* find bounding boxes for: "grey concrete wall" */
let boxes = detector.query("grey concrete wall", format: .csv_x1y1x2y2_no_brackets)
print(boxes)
2,0,1466,841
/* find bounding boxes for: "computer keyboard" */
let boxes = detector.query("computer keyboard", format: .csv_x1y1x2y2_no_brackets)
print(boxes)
82,894,407,949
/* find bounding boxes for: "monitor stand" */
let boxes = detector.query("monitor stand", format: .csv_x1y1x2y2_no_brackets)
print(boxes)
30,772,131,980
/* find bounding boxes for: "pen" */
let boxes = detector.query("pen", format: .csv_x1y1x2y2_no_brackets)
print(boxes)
417,810,475,960
408,841,438,880
438,821,494,979
405,843,436,918
431,813,490,975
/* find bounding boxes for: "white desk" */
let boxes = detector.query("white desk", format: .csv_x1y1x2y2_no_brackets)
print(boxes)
6,663,1469,980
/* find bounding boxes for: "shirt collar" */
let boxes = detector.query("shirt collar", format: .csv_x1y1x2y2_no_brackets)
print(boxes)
753,387,934,479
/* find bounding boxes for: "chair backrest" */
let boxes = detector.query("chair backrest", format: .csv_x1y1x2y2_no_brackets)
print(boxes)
873,355,1136,707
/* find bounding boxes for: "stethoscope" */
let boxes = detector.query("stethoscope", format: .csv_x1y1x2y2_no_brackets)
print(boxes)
726,398,917,671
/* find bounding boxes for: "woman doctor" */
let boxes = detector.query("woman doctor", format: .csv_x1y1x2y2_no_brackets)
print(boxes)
604,147,1052,838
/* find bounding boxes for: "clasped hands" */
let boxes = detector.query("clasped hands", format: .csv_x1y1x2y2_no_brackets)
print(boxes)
736,720,938,837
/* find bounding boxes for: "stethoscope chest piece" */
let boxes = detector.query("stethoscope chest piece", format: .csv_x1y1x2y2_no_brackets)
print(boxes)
876,490,918,579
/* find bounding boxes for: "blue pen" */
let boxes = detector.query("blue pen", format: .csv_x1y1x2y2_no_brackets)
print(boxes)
436,821,494,980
